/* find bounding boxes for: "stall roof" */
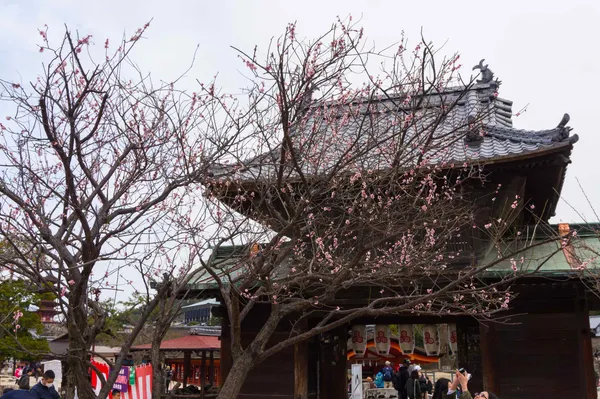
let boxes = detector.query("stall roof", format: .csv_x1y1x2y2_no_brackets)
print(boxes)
131,335,220,352
181,298,219,310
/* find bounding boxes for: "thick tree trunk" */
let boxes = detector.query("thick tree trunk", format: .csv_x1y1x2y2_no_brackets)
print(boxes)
64,289,97,399
151,334,164,398
65,353,95,399
215,354,254,399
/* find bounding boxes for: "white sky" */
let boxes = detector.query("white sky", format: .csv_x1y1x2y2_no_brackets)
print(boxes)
1,0,599,299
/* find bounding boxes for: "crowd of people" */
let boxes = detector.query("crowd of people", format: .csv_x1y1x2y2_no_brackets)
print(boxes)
1,370,60,399
373,360,499,399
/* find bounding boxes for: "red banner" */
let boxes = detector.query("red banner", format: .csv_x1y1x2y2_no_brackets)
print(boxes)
122,365,153,399
91,361,153,399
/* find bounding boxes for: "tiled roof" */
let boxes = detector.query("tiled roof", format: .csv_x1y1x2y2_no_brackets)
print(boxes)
210,82,577,181
131,335,220,351
483,225,600,274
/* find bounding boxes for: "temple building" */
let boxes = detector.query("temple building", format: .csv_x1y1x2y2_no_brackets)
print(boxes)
187,64,598,399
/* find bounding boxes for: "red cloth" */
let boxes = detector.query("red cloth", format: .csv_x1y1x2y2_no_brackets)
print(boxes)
91,361,153,399
122,365,153,399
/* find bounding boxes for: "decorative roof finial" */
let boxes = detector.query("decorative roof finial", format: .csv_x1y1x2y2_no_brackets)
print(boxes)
472,59,494,84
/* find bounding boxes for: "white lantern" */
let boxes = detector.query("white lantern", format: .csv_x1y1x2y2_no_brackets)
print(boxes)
447,323,458,354
351,325,367,355
374,325,391,355
423,324,440,356
398,324,415,354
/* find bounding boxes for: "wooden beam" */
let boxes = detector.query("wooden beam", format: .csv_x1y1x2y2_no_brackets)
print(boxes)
208,350,215,386
576,290,596,399
479,322,497,393
294,319,309,399
200,350,207,399
183,351,192,388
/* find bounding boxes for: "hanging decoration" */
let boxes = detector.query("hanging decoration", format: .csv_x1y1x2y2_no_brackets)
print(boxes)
374,325,391,355
423,325,440,356
448,323,458,354
398,324,415,354
351,325,367,355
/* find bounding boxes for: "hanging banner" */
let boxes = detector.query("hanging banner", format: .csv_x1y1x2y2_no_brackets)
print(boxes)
122,364,153,399
129,366,136,386
398,324,415,354
90,361,153,399
423,325,440,356
448,323,458,354
351,325,367,355
374,325,391,355
113,367,130,392
91,361,109,397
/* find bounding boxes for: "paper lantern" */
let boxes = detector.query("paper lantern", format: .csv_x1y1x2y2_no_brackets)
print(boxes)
447,323,458,354
351,325,367,355
423,324,440,356
398,324,415,354
375,324,391,355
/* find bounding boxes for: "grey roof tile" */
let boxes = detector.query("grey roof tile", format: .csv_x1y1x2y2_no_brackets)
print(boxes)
211,83,577,181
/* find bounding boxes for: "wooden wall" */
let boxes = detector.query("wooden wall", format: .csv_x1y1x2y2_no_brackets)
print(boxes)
481,313,583,398
457,319,483,394
219,305,316,399
479,282,596,399
238,332,295,398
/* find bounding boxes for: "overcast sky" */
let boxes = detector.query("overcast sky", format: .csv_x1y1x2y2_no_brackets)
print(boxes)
1,0,599,299
2,0,598,223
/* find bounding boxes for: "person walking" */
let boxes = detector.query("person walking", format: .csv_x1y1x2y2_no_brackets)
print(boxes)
18,368,33,390
381,361,394,389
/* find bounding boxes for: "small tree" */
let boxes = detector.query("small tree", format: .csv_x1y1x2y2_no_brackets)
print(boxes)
0,24,238,399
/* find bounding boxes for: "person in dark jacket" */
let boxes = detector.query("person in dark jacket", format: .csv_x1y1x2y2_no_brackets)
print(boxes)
418,372,429,397
405,370,421,399
1,388,36,399
431,377,451,399
424,374,433,396
18,368,33,390
30,371,60,399
393,359,410,399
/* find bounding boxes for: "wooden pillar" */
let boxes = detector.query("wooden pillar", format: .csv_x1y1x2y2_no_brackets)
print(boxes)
200,350,207,399
219,313,232,385
183,351,192,388
294,319,309,399
479,322,497,393
457,318,483,394
318,326,347,399
576,289,596,399
208,350,215,386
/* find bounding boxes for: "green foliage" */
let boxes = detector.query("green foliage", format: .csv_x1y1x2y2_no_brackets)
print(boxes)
94,300,126,346
0,279,50,361
413,324,424,348
387,324,423,347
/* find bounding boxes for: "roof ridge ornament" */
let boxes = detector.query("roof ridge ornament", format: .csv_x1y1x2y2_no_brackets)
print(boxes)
553,113,579,144
557,113,570,128
472,59,496,84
